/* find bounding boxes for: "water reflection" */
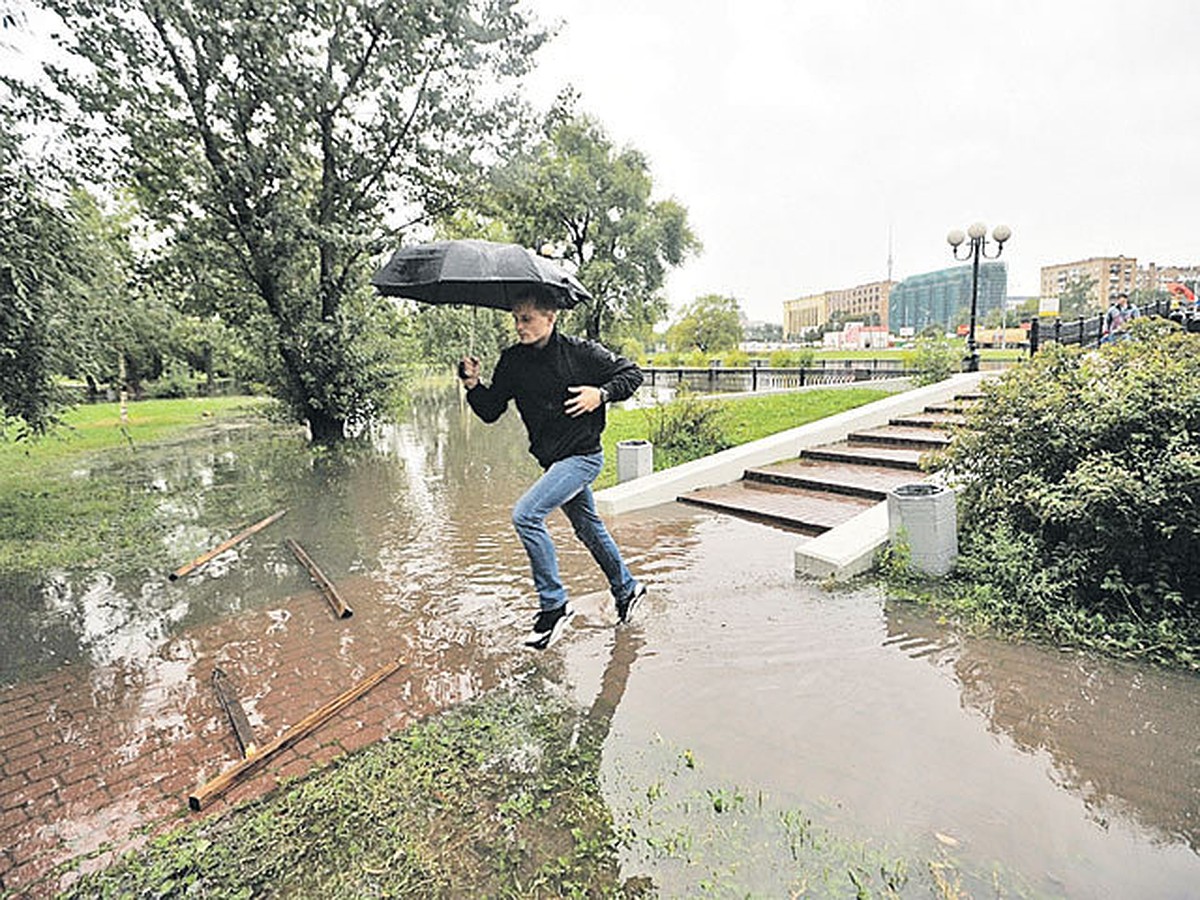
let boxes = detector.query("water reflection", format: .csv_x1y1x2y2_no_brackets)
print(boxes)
887,604,1200,854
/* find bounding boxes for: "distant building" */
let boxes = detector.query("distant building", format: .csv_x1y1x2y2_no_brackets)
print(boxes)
826,280,894,329
782,279,894,339
1138,262,1200,295
888,262,1007,334
1040,256,1136,310
782,293,828,339
823,323,891,350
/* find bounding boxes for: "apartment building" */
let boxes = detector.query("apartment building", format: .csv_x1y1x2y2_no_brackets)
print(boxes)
1138,262,1200,294
827,280,894,329
782,280,894,339
1040,256,1137,310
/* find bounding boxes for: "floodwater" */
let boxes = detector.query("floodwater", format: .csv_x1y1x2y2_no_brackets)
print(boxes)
1,386,1198,897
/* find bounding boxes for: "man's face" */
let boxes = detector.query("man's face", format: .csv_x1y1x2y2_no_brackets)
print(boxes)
512,303,556,346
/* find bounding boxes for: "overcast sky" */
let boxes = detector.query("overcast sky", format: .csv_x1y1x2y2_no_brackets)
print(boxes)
8,2,1198,325
521,0,1200,322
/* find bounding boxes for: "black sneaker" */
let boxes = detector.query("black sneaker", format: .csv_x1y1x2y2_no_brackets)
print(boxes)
616,583,646,624
523,603,574,650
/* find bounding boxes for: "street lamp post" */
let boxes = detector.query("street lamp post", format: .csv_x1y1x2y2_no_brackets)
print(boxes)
947,222,1011,373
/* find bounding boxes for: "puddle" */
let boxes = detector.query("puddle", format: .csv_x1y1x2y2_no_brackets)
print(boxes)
0,387,1197,897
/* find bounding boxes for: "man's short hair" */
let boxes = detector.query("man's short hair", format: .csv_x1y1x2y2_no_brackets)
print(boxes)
1117,292,1129,300
511,289,559,313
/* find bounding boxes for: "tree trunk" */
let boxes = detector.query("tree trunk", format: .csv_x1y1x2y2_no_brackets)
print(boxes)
307,405,344,444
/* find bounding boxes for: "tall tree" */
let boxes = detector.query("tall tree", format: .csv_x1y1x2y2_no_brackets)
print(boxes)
0,161,75,434
666,294,744,353
0,60,78,435
28,0,547,441
1058,275,1099,319
487,110,701,343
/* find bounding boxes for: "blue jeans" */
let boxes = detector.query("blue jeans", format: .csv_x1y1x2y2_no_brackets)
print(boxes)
511,451,636,611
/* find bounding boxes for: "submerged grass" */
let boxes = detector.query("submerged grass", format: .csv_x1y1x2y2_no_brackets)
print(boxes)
0,397,274,474
41,679,1015,900
0,397,285,576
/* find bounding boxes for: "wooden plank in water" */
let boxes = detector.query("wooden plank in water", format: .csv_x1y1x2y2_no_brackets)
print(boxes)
188,658,404,811
286,538,353,619
212,667,258,759
169,509,288,581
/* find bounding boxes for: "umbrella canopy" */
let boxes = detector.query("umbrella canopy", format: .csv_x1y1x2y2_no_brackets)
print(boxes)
371,239,591,311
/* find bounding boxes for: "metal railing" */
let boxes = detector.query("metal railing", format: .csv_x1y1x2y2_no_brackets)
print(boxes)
641,364,914,394
1028,297,1194,354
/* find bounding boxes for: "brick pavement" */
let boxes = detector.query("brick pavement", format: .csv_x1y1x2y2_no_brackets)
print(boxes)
0,574,519,898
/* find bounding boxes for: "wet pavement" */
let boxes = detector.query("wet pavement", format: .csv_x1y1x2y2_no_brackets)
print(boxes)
1,388,1198,897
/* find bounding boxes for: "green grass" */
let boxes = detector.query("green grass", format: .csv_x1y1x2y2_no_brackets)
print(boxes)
0,397,274,480
597,387,895,488
809,347,1022,362
0,396,279,575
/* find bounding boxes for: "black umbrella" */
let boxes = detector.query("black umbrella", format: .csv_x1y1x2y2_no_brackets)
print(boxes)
371,239,591,311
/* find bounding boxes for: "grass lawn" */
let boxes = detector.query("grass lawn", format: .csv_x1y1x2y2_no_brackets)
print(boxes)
597,386,895,489
0,396,274,482
0,396,279,575
810,347,1022,362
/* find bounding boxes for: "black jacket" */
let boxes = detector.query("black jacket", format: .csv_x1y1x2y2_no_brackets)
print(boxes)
466,329,643,468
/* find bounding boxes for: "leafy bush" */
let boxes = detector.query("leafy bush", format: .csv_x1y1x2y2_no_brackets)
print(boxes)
144,367,193,399
644,389,732,469
929,319,1200,667
906,335,959,385
769,349,816,368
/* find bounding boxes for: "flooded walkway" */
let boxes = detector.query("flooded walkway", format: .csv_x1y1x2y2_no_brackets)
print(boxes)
1,390,1198,896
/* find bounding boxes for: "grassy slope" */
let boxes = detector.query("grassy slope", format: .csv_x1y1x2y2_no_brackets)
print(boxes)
597,387,895,488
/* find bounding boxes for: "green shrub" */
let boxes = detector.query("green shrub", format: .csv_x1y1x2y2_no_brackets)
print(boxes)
145,367,193,399
929,320,1200,667
644,389,732,469
769,349,815,368
907,335,959,385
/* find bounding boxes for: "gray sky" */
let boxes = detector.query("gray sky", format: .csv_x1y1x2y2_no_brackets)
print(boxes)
9,2,1198,325
522,0,1200,322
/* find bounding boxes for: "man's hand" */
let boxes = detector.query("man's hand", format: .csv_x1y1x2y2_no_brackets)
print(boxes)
458,356,481,389
565,385,603,417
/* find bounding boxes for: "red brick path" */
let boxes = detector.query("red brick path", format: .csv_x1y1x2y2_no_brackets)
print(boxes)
0,574,518,897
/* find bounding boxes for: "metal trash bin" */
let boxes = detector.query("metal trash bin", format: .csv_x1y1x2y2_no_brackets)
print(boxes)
616,440,653,484
887,483,958,576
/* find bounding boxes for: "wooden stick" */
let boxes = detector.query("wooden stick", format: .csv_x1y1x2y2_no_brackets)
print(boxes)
189,657,404,811
212,667,258,759
285,538,353,619
169,508,288,581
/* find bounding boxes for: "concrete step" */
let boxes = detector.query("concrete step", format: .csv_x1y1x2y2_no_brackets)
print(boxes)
923,402,969,415
847,425,952,450
677,480,876,534
889,411,968,429
746,458,923,500
800,440,927,471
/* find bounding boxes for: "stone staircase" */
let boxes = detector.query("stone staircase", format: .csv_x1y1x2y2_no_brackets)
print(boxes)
677,394,977,533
